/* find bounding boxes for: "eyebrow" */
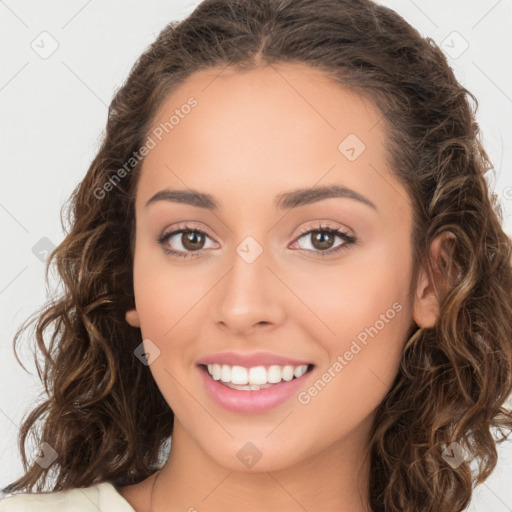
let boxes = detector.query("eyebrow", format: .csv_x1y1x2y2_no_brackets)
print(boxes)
144,184,377,211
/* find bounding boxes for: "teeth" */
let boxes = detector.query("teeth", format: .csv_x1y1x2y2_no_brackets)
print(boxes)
205,363,309,385
267,365,282,383
221,364,231,383
232,365,249,384
282,365,294,381
249,366,267,385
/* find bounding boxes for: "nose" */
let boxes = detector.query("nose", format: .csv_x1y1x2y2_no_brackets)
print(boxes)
214,244,286,337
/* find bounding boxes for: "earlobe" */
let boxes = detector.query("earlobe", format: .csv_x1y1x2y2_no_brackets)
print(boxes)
412,266,439,328
125,308,141,328
412,232,456,329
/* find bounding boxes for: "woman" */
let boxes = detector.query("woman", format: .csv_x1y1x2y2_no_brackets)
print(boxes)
2,0,512,510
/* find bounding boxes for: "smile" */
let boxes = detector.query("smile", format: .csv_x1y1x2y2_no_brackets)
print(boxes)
197,363,315,413
206,363,309,389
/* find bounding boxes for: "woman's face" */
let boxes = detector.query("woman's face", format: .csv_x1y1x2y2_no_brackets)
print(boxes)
125,62,428,473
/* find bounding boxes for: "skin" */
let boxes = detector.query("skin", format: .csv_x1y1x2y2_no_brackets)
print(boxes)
120,62,444,512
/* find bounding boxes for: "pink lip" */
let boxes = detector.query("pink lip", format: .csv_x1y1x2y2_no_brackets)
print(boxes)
197,364,314,414
196,351,312,368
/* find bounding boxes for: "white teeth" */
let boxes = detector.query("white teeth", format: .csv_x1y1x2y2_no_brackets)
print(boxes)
205,363,310,386
224,382,275,391
220,365,231,383
282,365,295,381
231,365,248,385
212,363,221,380
294,365,307,378
248,366,267,385
267,365,282,383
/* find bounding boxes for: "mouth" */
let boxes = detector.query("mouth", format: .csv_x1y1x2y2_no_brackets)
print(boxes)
197,362,315,413
201,363,314,389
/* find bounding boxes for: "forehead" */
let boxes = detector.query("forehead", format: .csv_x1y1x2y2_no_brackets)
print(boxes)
136,63,409,219
146,62,384,152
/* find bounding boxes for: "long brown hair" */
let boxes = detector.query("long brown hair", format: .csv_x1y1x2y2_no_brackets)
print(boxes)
4,1,512,510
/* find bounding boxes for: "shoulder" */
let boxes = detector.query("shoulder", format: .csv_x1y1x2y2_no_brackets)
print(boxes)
0,482,136,512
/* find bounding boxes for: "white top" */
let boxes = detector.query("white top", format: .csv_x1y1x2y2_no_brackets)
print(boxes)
0,482,136,511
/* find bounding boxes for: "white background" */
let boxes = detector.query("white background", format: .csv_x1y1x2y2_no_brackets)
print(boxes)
1,0,511,509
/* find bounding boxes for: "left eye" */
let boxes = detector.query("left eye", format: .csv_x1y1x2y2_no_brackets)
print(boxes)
292,224,356,255
158,222,357,259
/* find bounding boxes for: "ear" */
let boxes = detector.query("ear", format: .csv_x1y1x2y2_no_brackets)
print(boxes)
412,231,456,329
125,308,141,328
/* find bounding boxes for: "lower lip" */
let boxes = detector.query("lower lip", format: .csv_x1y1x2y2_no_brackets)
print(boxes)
197,365,314,413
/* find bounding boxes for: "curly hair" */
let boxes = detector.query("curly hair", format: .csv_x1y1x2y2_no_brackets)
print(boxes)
4,0,512,510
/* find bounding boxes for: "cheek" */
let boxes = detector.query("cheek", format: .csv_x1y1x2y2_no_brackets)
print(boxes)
289,279,410,455
131,249,220,412
132,243,210,338
291,240,413,400
293,237,413,342
131,254,201,413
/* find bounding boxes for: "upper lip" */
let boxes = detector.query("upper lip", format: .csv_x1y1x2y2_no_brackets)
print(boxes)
197,351,313,368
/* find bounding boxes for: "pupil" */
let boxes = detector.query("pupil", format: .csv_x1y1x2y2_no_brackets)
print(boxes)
184,231,203,250
313,231,333,250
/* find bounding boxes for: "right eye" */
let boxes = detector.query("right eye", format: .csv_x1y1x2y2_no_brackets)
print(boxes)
158,223,218,259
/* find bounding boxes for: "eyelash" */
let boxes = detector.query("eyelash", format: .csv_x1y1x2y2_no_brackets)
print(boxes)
157,222,357,260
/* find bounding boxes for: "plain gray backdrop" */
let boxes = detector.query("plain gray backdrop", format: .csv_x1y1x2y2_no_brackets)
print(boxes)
1,0,511,509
